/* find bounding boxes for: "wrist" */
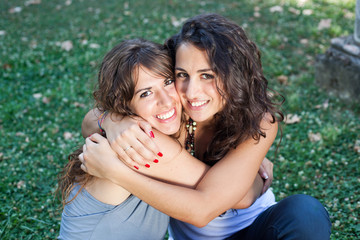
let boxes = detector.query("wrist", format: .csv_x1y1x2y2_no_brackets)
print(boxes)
102,112,124,131
98,111,109,135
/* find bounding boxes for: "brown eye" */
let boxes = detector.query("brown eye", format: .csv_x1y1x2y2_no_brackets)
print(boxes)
164,79,175,86
176,72,188,79
140,91,152,98
201,73,214,80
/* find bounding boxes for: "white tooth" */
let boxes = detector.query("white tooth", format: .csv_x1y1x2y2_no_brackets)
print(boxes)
157,109,175,120
191,101,206,107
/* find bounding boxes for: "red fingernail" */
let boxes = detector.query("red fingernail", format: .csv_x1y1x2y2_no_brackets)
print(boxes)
153,159,159,163
157,152,163,157
149,131,155,138
134,166,139,170
145,164,150,168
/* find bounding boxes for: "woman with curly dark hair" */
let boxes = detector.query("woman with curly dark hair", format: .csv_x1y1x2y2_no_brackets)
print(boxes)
58,38,259,239
80,14,331,239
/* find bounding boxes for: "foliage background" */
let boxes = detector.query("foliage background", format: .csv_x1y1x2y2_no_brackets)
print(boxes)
0,0,359,239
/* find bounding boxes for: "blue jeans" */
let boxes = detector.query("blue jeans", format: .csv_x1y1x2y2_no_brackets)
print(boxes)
226,194,331,240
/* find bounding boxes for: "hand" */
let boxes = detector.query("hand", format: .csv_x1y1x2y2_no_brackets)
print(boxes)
80,133,126,179
102,113,161,168
258,157,273,194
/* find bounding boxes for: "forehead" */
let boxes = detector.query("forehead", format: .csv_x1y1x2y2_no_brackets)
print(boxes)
175,43,211,69
134,66,164,88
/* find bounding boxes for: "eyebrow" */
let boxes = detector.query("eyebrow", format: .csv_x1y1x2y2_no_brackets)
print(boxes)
135,87,151,95
175,67,212,73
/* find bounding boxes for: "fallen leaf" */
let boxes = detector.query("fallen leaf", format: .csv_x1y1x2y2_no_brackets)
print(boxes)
315,99,329,109
300,39,308,44
171,16,187,27
30,40,37,49
308,132,322,142
302,9,313,15
284,114,301,124
354,140,360,153
63,132,73,140
0,30,6,36
17,180,26,189
61,40,73,51
318,19,331,30
33,93,42,99
297,0,308,7
343,10,354,19
269,6,283,13
277,75,288,85
254,12,261,18
73,102,86,108
65,0,72,6
289,7,300,15
42,97,50,104
9,7,22,13
25,0,41,6
89,43,100,49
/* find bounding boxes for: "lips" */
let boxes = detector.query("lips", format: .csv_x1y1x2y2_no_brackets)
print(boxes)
187,100,209,110
155,108,176,120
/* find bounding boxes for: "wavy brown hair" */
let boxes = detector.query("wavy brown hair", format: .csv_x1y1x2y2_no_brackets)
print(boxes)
58,39,174,205
165,13,284,164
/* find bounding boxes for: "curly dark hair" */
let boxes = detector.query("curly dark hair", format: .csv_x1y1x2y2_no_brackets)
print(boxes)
165,13,284,164
58,39,174,205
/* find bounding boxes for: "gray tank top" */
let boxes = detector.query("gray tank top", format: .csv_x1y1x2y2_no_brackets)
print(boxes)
58,184,169,240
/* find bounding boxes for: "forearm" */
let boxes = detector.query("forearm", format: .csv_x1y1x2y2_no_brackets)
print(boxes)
231,174,263,209
81,108,102,138
110,164,213,227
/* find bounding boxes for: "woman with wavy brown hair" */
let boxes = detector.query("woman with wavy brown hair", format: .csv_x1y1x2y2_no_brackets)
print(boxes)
80,14,331,239
58,37,264,239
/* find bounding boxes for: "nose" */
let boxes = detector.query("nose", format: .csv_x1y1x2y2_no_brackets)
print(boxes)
157,89,173,108
185,78,200,99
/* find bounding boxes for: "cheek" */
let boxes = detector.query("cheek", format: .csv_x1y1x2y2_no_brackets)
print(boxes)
169,87,181,103
131,100,153,120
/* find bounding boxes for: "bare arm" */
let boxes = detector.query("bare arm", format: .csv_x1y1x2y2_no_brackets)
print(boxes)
81,109,159,166
82,116,277,227
81,108,103,138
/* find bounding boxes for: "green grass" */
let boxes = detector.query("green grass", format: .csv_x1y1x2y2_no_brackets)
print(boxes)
0,0,359,239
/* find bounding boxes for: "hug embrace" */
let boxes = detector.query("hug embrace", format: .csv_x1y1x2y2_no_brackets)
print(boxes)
58,13,331,240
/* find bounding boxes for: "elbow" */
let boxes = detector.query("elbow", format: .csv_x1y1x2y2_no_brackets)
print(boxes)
188,218,210,228
185,211,215,228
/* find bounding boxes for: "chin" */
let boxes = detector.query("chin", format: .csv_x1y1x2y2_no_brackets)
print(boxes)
156,123,180,135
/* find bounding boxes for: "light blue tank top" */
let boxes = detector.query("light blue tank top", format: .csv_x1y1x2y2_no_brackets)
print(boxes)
168,189,276,240
58,185,169,240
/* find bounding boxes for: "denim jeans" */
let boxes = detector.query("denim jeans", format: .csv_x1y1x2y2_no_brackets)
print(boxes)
226,194,331,240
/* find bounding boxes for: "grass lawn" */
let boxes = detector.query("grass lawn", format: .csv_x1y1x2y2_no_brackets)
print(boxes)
0,0,359,239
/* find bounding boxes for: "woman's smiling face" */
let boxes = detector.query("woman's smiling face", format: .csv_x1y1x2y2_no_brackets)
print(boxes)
174,43,225,124
130,66,182,135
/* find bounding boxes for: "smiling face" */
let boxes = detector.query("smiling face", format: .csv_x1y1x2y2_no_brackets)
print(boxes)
175,43,225,124
130,66,182,135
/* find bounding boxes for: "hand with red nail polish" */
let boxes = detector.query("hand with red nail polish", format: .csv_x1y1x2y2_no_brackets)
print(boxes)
94,115,161,168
